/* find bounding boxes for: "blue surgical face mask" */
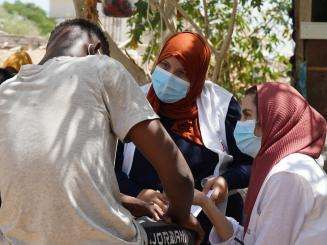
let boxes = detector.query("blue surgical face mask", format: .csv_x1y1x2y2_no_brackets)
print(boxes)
151,66,190,103
234,120,262,158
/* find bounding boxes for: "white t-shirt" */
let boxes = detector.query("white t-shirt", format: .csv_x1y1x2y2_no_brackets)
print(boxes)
209,153,327,245
0,55,158,245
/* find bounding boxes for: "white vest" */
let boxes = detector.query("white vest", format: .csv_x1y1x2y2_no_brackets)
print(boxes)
122,81,234,177
245,153,327,244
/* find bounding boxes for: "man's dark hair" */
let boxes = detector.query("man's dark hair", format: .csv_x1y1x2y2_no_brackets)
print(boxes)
0,68,15,85
48,18,110,56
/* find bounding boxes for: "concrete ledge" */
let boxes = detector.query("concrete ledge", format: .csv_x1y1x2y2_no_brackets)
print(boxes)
0,33,46,49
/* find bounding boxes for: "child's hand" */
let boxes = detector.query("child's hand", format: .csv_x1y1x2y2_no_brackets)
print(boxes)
137,189,169,212
120,194,164,221
202,176,228,205
193,189,210,207
135,201,165,221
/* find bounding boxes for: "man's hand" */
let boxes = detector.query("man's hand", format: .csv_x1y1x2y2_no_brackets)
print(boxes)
203,176,228,205
179,214,204,245
137,189,169,212
162,213,204,245
120,194,164,221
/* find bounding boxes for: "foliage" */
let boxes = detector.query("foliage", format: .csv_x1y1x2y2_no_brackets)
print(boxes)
0,6,39,36
127,0,292,96
3,0,56,36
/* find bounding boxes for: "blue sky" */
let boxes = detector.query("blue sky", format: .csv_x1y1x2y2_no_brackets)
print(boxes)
0,0,49,13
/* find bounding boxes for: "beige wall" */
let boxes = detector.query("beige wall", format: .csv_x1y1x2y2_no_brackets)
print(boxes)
49,0,75,18
49,2,130,45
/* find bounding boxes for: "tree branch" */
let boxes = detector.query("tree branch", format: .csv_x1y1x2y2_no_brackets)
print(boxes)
106,33,149,85
202,0,209,37
212,0,238,83
163,0,177,33
73,0,84,18
148,0,176,34
160,8,176,33
73,0,99,23
169,0,219,58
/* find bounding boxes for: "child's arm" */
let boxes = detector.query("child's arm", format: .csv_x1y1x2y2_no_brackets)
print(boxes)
194,190,234,241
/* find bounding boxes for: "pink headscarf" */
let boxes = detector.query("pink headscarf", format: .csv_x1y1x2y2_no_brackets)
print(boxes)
244,82,326,232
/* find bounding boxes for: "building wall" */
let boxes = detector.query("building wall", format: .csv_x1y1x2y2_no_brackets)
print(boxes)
293,0,327,119
293,0,327,168
49,0,75,19
48,1,129,45
99,6,129,45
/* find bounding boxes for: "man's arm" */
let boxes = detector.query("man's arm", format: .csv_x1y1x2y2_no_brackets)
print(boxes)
127,119,194,223
127,120,204,244
99,57,203,244
100,57,194,221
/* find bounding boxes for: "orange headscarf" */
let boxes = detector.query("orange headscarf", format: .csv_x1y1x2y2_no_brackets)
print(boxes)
147,32,211,145
3,50,32,72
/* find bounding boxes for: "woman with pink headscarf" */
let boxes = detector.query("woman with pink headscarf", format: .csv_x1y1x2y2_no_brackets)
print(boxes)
194,82,327,244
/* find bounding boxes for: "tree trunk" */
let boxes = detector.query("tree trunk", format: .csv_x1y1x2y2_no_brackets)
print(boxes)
73,0,149,85
73,0,84,18
106,33,150,85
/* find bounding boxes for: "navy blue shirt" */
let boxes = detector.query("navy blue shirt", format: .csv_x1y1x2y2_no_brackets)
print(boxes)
115,97,253,196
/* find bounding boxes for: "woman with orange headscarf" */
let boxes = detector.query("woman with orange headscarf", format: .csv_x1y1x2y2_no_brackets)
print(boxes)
0,50,32,85
3,50,32,73
193,82,327,244
115,32,253,241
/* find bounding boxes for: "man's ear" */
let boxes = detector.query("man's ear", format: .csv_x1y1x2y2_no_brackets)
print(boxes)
87,43,94,55
94,42,102,54
87,42,101,55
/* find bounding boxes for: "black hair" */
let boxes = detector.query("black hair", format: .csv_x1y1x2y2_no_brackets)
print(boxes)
245,85,259,122
0,68,15,85
245,85,258,106
48,18,110,56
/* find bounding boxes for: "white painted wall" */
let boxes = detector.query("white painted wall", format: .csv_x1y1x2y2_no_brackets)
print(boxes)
48,1,130,45
49,0,75,18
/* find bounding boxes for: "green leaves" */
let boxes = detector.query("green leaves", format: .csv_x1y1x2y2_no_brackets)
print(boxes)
3,0,56,36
